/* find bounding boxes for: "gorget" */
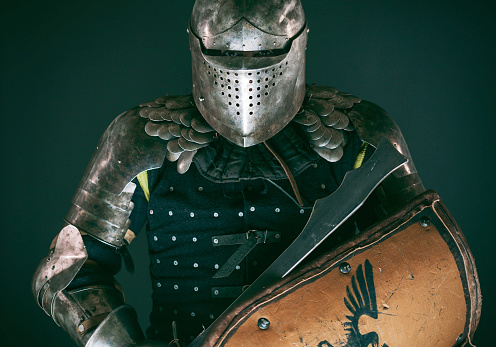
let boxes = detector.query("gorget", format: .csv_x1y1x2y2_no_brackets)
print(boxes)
140,85,361,182
193,124,320,183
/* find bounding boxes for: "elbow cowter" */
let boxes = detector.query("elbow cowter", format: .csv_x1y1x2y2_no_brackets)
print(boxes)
31,225,144,346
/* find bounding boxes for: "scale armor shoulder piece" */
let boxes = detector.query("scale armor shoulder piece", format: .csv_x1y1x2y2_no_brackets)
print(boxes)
296,85,418,179
293,85,360,163
139,94,218,173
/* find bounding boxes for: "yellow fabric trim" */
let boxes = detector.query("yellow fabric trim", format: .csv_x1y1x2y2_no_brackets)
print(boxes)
353,142,369,170
136,171,150,202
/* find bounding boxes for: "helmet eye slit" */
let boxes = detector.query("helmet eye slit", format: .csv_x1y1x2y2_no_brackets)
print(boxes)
197,23,305,58
204,48,286,57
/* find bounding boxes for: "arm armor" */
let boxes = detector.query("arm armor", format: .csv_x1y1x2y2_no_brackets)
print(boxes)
65,108,168,248
31,226,144,346
348,101,426,211
297,86,424,209
33,107,168,345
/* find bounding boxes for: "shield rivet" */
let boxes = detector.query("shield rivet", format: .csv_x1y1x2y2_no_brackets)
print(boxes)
257,317,270,330
339,262,351,274
419,216,430,227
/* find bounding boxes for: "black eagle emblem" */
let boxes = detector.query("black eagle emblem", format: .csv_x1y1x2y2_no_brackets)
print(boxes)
342,259,387,347
318,260,389,347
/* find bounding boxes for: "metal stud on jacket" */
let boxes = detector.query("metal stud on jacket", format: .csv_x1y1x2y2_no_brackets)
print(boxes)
189,0,308,147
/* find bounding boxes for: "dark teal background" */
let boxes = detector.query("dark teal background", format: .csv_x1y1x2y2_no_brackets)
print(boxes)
1,1,494,345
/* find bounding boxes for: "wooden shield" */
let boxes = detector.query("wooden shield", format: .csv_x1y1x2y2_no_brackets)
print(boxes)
201,191,481,347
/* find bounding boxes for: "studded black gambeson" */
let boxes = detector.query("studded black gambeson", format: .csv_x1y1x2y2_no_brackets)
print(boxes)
129,124,369,344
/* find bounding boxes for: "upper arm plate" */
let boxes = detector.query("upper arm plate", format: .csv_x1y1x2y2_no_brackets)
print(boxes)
348,100,418,177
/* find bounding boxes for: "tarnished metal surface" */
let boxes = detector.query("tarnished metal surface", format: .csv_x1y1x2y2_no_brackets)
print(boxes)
139,94,217,170
78,108,168,195
50,286,126,346
64,107,171,247
50,291,91,346
31,225,141,345
347,101,418,178
177,150,198,174
199,19,290,52
66,181,135,248
191,0,305,47
32,225,88,316
293,85,360,162
69,286,125,334
189,0,308,147
85,305,144,347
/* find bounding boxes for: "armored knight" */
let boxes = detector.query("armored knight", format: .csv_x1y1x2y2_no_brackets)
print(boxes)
32,1,481,346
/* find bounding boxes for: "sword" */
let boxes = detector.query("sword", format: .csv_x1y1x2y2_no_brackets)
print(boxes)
189,138,406,346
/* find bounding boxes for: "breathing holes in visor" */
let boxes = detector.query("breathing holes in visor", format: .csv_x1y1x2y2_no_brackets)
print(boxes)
201,57,291,114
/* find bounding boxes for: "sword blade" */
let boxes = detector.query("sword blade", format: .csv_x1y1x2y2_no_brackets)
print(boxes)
189,138,406,346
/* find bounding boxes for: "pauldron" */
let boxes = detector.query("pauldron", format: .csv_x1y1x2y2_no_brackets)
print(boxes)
139,85,416,173
66,85,422,247
65,109,168,248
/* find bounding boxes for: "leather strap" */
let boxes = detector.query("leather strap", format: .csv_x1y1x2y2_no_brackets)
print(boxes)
263,140,304,206
212,231,281,279
78,313,108,335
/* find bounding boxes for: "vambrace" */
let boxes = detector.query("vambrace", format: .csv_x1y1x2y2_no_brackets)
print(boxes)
32,225,144,346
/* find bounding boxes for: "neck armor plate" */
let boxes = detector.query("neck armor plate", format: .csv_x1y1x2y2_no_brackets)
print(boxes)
189,0,308,147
